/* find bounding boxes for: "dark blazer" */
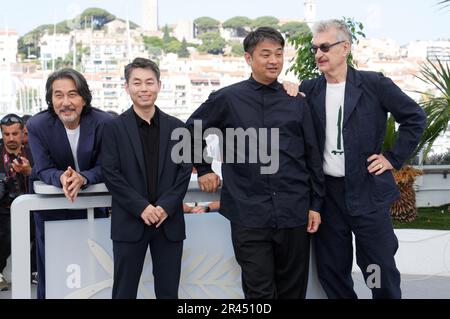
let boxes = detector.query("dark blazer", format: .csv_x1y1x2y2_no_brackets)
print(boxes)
27,108,112,188
101,107,192,242
300,66,426,215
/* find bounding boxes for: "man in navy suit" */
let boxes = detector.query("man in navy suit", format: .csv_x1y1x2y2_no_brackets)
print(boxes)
27,68,112,299
101,58,191,299
297,20,426,298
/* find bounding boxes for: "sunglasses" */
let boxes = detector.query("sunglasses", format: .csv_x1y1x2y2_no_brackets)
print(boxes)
310,41,345,54
1,115,23,125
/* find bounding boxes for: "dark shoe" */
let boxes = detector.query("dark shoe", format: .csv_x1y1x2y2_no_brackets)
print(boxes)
0,273,9,291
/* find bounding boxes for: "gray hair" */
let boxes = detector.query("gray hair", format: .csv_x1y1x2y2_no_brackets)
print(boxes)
312,19,352,45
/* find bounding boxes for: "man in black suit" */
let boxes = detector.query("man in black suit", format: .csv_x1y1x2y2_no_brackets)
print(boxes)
101,58,191,299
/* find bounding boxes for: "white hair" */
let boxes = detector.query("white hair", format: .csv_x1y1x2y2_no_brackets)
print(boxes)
312,19,352,45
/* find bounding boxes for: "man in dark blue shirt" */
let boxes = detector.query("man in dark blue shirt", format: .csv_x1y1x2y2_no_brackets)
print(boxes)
187,27,325,299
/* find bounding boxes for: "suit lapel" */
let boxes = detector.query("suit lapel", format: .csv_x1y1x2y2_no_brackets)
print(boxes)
77,113,94,171
311,75,327,132
343,66,362,127
122,108,147,178
158,109,169,183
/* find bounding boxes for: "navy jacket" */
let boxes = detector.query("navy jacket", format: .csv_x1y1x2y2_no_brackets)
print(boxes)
27,108,112,189
101,107,192,242
300,66,427,215
187,77,325,229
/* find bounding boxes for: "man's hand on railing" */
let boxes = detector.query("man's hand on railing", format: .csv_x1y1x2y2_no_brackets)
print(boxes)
198,172,221,193
60,166,85,202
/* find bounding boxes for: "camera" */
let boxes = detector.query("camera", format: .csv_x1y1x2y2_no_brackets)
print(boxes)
0,171,24,201
0,173,6,200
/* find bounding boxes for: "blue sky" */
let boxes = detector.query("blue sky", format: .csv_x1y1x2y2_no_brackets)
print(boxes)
2,0,449,44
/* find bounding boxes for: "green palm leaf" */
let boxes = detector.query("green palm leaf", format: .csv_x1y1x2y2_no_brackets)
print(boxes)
412,58,450,161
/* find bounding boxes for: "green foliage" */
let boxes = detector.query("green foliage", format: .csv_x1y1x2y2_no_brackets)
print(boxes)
413,59,450,161
165,40,182,54
280,22,309,39
198,32,226,55
143,33,183,56
223,16,252,37
382,114,399,153
341,17,366,65
77,7,116,29
163,25,171,43
17,7,138,58
424,151,450,165
288,17,365,81
143,36,164,48
230,41,245,56
143,36,164,57
288,32,319,80
250,16,279,29
194,17,220,35
393,206,450,230
178,39,190,58
223,16,252,29
116,19,140,29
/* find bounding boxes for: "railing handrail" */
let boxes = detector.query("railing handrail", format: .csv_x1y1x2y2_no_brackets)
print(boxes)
11,180,219,299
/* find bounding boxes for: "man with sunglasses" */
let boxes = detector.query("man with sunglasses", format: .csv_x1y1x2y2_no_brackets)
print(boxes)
288,19,426,299
27,69,112,298
0,114,36,291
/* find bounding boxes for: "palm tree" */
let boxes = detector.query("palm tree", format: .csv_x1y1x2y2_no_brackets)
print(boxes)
387,59,450,222
414,59,450,160
388,1,450,222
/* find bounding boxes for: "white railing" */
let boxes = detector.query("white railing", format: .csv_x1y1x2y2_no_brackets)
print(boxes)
414,165,450,207
10,181,220,299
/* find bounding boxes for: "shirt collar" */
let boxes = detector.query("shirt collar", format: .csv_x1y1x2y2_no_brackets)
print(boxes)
247,75,282,91
134,106,160,127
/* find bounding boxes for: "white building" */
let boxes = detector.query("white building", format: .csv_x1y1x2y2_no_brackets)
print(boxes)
88,73,129,113
354,38,402,63
39,33,73,70
0,29,18,64
82,20,147,73
406,40,450,61
173,20,194,42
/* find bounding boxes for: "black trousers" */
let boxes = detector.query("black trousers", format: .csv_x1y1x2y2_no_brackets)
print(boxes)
315,175,401,299
231,223,310,299
112,226,183,299
0,213,36,274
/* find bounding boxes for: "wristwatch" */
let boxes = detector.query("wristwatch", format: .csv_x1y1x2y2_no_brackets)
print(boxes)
82,176,88,186
203,205,211,212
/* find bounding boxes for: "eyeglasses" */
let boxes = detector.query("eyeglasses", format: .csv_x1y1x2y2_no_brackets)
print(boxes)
310,41,345,54
0,115,23,125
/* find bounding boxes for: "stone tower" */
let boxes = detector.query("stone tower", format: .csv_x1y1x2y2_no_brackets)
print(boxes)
142,0,158,31
304,0,316,29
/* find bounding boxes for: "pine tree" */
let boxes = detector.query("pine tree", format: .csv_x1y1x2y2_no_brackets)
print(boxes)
178,38,190,58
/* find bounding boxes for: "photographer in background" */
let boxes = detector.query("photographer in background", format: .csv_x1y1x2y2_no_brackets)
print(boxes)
0,113,36,291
